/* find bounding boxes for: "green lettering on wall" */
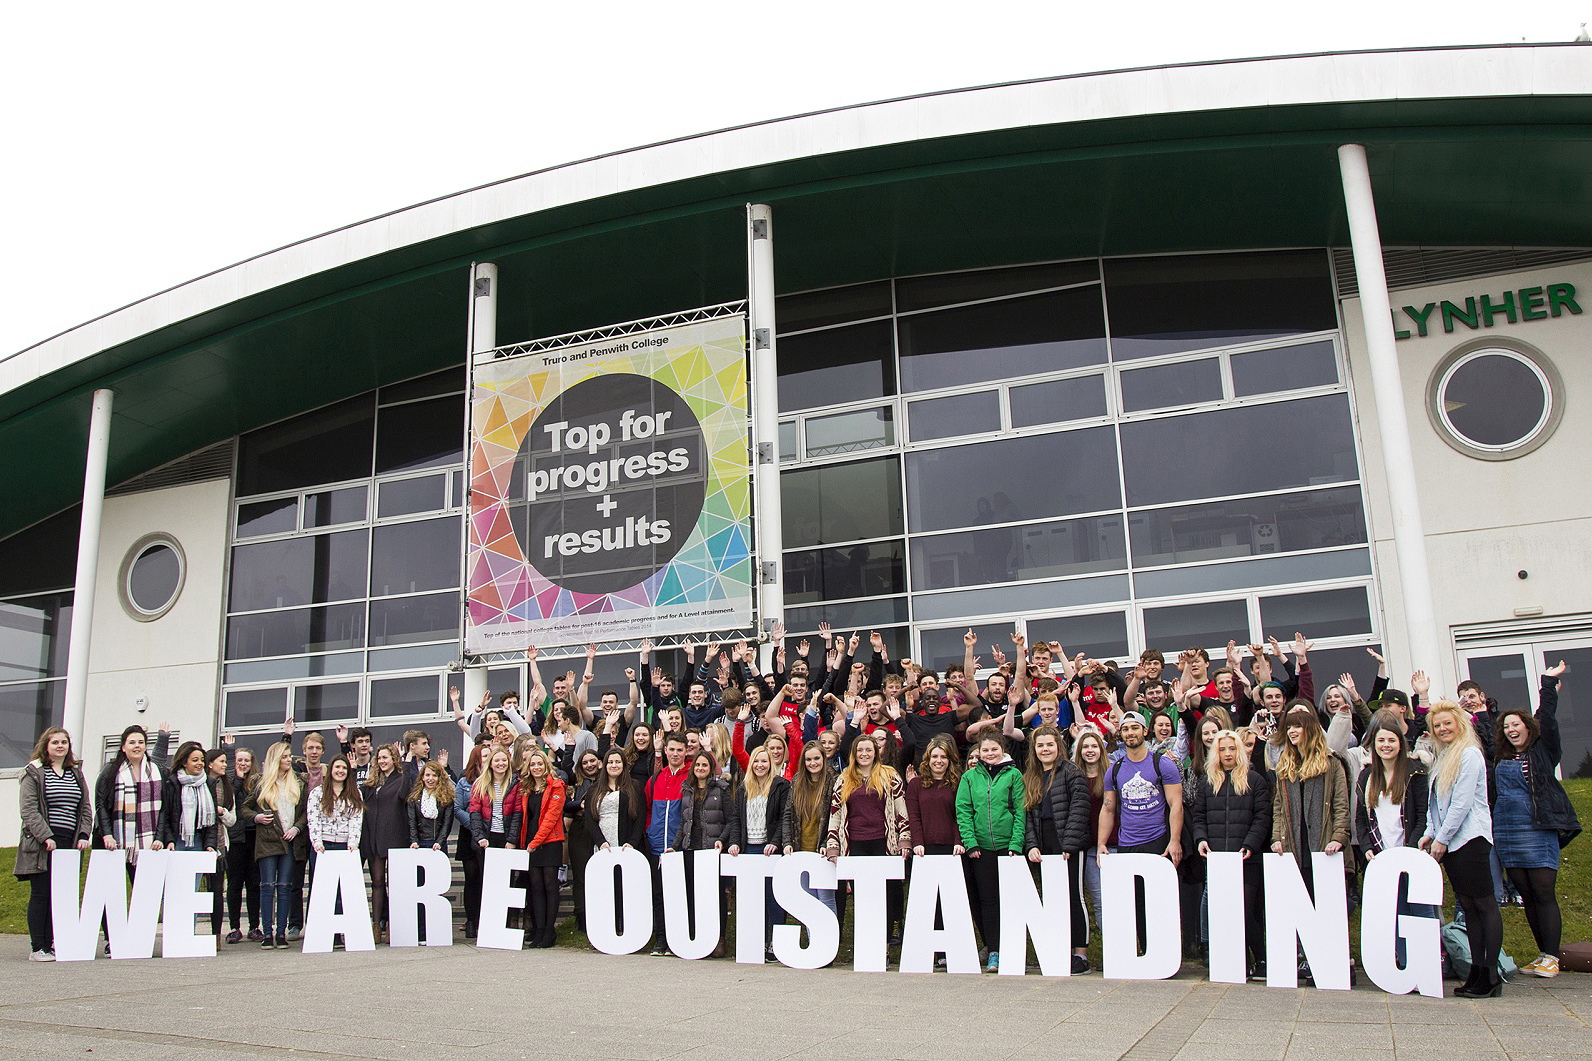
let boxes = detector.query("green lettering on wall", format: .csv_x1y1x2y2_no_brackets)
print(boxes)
1548,282,1582,317
1518,286,1548,321
1441,297,1479,333
1480,291,1517,327
1390,310,1411,339
1403,302,1436,338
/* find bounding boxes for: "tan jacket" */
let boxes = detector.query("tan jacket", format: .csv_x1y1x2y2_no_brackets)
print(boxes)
825,770,911,855
1271,752,1351,854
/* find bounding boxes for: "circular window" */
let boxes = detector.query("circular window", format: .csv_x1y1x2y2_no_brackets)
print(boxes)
1427,341,1563,460
120,535,186,620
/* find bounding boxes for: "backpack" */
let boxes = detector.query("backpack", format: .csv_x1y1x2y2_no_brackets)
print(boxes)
1439,921,1518,982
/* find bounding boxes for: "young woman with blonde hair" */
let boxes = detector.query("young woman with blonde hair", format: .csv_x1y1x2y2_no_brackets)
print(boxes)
1423,698,1504,997
469,746,516,851
1022,724,1092,974
728,743,791,956
244,741,307,948
1191,729,1271,978
510,745,567,947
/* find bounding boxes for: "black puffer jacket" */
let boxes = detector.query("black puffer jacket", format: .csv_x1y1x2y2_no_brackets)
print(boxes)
728,776,791,853
677,777,739,850
1488,674,1582,848
1189,768,1272,854
1022,761,1092,854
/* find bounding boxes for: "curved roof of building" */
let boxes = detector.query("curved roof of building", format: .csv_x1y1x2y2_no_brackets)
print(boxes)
4,43,1592,537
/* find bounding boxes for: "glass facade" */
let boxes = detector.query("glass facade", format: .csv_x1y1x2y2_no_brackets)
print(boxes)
0,249,1386,753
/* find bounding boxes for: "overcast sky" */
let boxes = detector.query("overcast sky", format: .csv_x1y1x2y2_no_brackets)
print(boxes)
2,1,1588,356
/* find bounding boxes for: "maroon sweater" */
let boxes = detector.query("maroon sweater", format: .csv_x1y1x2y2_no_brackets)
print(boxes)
906,777,960,847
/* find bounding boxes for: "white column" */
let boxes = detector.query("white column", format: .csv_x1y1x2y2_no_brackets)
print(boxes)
747,204,784,636
1338,145,1443,677
461,262,498,670
63,388,114,747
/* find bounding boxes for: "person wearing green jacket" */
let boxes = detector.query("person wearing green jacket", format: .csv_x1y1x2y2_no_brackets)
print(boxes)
956,732,1025,972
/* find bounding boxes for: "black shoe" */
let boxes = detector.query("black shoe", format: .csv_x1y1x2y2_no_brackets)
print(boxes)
1248,959,1267,982
651,944,667,956
889,931,903,947
1456,975,1503,998
261,935,275,950
1297,959,1314,986
464,922,477,940
275,935,288,949
1071,954,1091,975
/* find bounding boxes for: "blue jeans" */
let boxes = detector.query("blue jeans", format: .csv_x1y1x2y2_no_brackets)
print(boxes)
258,853,296,936
1081,848,1103,927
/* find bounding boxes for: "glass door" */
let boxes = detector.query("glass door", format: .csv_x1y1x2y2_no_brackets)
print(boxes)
1459,638,1592,781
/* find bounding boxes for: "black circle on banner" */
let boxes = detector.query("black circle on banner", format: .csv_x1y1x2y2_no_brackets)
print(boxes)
514,373,706,595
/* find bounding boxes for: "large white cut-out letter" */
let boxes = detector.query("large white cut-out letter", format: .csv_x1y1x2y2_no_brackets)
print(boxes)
302,849,375,953
388,848,455,948
720,853,779,964
52,849,167,961
1264,852,1350,990
997,855,1071,977
1204,851,1247,985
161,850,219,958
1100,852,1180,980
837,856,905,972
899,854,979,974
584,846,653,954
1360,847,1444,998
477,847,530,951
660,849,721,959
771,854,839,970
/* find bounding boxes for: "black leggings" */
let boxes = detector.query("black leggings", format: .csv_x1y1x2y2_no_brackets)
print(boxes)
967,850,1004,951
1444,838,1503,984
370,856,389,927
847,838,903,938
25,827,76,952
227,837,258,931
459,833,483,928
1506,866,1562,957
527,865,561,947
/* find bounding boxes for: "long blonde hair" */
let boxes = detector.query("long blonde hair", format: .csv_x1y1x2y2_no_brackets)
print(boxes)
519,745,554,793
257,742,303,812
1426,699,1481,796
1275,705,1331,782
1205,730,1251,796
837,738,893,803
743,746,775,800
472,747,513,804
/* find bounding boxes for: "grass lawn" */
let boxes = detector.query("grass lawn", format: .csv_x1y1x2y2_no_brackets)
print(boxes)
8,779,1589,964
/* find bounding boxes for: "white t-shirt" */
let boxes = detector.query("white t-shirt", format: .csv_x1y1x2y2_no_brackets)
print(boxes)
1374,793,1404,850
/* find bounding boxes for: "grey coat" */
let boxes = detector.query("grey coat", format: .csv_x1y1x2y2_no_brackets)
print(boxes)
14,760,93,877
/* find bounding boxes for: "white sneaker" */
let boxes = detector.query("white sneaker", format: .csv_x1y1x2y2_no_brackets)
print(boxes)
28,950,55,962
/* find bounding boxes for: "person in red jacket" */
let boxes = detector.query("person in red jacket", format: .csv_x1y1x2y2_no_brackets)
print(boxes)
643,732,691,955
509,746,567,948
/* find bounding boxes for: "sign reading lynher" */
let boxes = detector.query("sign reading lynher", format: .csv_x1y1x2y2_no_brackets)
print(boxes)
465,315,752,653
51,848,1444,997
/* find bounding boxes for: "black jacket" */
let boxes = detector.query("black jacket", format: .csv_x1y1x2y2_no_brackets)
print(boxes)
677,777,738,850
728,776,791,853
156,773,220,850
1022,761,1092,854
360,772,412,859
1489,674,1582,847
1354,762,1429,854
1189,768,1272,855
407,795,455,854
92,732,172,845
583,783,647,849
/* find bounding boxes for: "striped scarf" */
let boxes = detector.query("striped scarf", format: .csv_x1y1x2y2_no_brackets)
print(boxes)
114,758,162,864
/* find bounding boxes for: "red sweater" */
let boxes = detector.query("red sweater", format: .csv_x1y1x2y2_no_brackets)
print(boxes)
905,776,960,848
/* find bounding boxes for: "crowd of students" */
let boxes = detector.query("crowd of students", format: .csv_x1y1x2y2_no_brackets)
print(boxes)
12,625,1580,995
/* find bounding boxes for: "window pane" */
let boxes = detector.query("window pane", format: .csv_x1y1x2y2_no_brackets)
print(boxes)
1120,358,1223,413
777,281,892,332
779,422,798,461
0,593,71,681
905,428,1120,533
238,396,374,496
782,457,903,549
1439,351,1551,449
224,652,365,684
378,475,447,518
226,604,366,659
908,391,999,442
1259,587,1373,640
228,531,369,611
370,518,461,596
368,592,458,647
1142,599,1250,654
777,321,895,413
0,680,64,769
295,682,360,724
237,498,297,538
376,396,464,475
1120,394,1358,507
380,366,464,404
898,286,1107,392
369,643,459,672
895,261,1099,312
784,541,905,603
1306,644,1384,704
913,574,1130,622
127,545,181,613
1129,487,1368,567
1026,613,1131,663
806,407,895,458
919,624,1011,674
910,515,1126,590
223,687,288,730
1231,340,1338,397
1105,251,1336,361
0,508,78,598
370,674,442,718
305,486,367,528
1009,375,1108,428
785,597,909,632
1134,548,1371,599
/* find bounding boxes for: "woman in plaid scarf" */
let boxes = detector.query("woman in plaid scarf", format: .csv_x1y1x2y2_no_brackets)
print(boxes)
93,724,173,865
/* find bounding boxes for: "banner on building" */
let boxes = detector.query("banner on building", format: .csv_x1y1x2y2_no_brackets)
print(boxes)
464,313,752,653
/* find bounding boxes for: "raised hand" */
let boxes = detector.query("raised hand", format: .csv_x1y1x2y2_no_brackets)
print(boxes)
990,645,1007,667
963,629,977,648
1292,632,1313,662
770,620,786,643
870,630,884,653
1268,635,1284,659
586,643,598,661
625,667,636,682
798,639,810,657
1547,659,1569,678
1339,672,1359,699
526,644,539,661
1365,647,1385,665
639,637,652,655
818,621,832,641
1410,670,1431,698
848,632,861,654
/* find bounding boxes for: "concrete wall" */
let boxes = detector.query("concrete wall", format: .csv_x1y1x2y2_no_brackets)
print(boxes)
1342,258,1592,694
0,477,230,846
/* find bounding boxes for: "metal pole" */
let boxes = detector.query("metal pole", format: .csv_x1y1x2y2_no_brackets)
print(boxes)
747,205,784,637
63,388,114,747
458,262,497,673
1338,145,1444,680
